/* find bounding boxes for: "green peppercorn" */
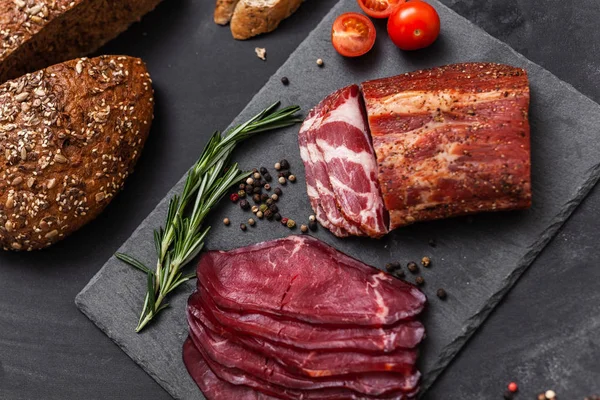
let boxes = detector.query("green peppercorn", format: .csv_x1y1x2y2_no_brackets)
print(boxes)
309,220,318,231
287,219,296,229
237,190,246,198
274,188,282,196
259,204,268,212
253,194,261,203
407,262,418,273
264,210,274,220
280,159,290,169
266,198,274,206
239,199,250,210
269,204,278,213
274,213,282,221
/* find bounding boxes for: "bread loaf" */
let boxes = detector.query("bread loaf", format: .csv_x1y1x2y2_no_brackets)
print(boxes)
0,55,154,251
214,0,240,25
230,0,303,40
0,0,162,83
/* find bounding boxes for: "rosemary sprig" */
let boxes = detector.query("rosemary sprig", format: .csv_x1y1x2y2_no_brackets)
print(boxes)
116,102,302,332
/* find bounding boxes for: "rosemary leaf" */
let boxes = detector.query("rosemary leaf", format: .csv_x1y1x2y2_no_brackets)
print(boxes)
117,102,302,332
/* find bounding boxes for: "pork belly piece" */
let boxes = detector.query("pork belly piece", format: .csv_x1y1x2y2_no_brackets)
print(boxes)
361,63,532,229
187,306,421,396
194,291,425,352
196,236,426,326
299,85,388,238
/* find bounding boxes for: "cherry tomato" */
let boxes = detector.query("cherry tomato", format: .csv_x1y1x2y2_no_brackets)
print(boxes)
357,0,406,19
387,1,440,50
332,12,377,57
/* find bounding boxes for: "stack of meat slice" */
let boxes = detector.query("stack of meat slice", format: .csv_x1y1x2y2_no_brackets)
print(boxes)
298,85,389,238
183,236,427,399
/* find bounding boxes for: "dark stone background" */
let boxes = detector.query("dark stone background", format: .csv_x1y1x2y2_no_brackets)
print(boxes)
1,0,598,399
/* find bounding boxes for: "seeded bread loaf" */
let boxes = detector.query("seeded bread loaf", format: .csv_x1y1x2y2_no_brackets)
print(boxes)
0,0,162,83
0,55,154,251
230,0,303,40
214,0,240,25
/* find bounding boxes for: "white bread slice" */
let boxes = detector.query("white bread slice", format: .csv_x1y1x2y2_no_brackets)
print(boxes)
230,0,303,40
214,0,241,25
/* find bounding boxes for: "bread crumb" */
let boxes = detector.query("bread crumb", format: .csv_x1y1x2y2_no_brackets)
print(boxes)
255,47,266,61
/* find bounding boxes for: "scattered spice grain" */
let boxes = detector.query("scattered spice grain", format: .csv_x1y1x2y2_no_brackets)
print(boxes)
308,220,318,231
240,223,247,231
421,256,431,267
223,218,230,226
316,58,324,67
281,77,289,85
407,262,418,273
436,288,447,300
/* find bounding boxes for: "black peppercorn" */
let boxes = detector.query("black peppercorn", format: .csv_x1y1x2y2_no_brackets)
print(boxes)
255,178,264,187
308,220,318,231
436,288,447,300
252,168,259,174
274,213,282,221
239,199,250,210
264,210,274,220
503,390,514,400
394,270,406,279
253,186,261,194
274,187,282,196
261,193,270,202
278,172,285,178
260,167,268,175
245,184,253,193
385,262,402,272
264,173,272,182
407,262,418,273
253,194,261,203
280,159,290,169
281,77,289,85
269,204,278,213
240,223,247,231
239,183,246,190
428,239,437,247
415,276,425,286
265,198,273,206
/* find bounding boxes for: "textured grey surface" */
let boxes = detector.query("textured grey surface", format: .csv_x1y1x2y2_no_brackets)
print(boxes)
75,0,600,399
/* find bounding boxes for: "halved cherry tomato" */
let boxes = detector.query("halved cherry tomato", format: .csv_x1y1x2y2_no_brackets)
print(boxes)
332,12,377,57
387,1,440,51
357,0,406,19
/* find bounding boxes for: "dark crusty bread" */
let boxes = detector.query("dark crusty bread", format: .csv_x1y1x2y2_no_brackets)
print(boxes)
0,0,162,83
230,0,303,40
0,55,154,251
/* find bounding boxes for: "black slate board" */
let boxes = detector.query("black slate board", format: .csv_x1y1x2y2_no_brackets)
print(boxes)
76,0,600,398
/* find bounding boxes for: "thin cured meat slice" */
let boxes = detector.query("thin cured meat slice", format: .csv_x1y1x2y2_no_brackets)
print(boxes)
194,291,425,352
189,298,420,380
197,235,426,326
361,63,531,229
187,308,420,398
299,86,363,236
183,337,276,400
298,108,349,237
312,85,388,237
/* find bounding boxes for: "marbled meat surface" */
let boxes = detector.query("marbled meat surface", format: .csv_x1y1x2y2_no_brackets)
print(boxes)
361,63,531,229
